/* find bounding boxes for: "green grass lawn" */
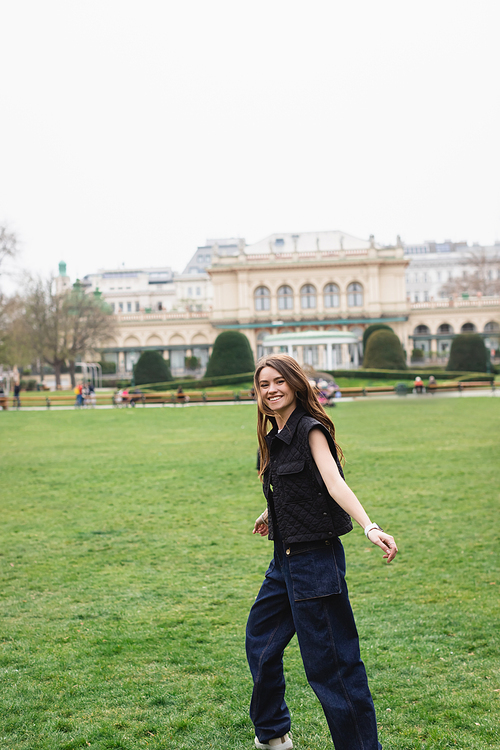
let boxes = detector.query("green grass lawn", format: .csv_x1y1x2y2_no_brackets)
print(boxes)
1,400,499,750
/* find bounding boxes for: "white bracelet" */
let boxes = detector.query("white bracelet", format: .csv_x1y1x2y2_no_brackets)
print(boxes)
364,522,382,538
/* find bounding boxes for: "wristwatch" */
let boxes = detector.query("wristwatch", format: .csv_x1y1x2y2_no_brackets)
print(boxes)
364,522,383,538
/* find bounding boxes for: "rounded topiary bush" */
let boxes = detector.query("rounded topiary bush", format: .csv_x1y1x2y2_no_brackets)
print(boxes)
205,331,254,377
362,329,407,370
446,334,487,372
362,323,393,352
134,350,172,385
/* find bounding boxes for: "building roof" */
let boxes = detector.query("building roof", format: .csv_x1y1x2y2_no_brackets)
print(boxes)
246,230,378,255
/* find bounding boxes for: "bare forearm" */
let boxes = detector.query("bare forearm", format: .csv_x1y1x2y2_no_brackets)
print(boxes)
309,428,371,527
324,475,371,529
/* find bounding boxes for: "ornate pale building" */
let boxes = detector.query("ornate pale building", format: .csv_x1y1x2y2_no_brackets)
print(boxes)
209,231,409,369
76,230,499,375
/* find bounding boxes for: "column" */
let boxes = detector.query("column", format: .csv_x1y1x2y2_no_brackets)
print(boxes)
118,351,125,375
287,344,293,357
332,346,338,369
341,343,350,368
326,342,333,370
430,338,437,362
353,344,359,367
340,290,347,313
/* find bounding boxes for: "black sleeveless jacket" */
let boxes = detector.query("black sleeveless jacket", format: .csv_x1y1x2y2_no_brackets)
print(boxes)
263,405,353,544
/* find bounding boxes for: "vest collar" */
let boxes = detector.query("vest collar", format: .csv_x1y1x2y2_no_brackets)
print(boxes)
265,404,308,445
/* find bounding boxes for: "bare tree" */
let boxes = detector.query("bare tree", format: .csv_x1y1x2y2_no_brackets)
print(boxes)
0,224,18,277
65,282,117,387
0,226,23,368
439,248,500,297
21,276,69,387
0,294,35,367
21,275,116,388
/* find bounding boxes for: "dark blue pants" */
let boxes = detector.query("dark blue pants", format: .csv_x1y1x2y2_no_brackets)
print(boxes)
246,530,382,749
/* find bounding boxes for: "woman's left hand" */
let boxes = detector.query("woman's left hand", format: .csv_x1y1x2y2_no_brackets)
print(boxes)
253,513,269,536
367,529,398,563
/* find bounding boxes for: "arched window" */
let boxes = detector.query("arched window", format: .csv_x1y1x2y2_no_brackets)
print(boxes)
347,282,363,307
254,286,270,311
437,323,453,334
256,330,269,359
324,283,340,308
278,285,294,310
484,321,500,333
300,284,317,309
414,325,431,335
461,322,476,333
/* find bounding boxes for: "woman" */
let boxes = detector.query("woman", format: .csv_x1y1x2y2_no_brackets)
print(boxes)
246,355,397,750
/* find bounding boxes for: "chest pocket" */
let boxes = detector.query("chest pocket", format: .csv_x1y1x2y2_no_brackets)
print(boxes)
276,460,305,475
275,459,309,500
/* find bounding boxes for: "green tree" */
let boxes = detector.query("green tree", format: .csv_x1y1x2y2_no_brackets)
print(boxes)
446,334,487,372
362,329,407,370
205,331,254,377
362,323,393,352
134,350,172,385
185,355,200,371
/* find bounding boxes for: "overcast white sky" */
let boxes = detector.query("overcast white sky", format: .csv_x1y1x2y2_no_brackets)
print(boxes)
1,0,499,288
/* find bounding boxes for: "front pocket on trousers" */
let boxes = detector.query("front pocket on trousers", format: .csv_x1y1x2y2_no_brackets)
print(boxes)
288,544,341,601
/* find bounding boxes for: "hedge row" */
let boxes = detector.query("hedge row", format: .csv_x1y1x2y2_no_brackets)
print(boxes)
323,368,492,381
140,371,255,392
140,368,496,390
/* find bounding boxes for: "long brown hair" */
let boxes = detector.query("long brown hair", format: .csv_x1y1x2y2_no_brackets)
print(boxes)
254,354,344,478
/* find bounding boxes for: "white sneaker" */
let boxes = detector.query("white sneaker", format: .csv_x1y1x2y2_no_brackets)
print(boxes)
255,733,293,749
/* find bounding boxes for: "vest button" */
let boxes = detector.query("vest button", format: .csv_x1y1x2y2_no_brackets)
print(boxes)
328,531,333,535
323,512,328,516
285,548,290,556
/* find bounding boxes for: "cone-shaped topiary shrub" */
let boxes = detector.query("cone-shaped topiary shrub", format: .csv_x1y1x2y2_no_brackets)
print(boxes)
205,331,255,377
362,329,407,370
446,334,487,372
134,350,172,385
362,323,393,352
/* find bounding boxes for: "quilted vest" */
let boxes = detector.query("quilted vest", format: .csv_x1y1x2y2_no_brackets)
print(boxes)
263,405,353,544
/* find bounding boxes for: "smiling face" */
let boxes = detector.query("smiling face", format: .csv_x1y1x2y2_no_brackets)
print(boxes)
258,365,297,420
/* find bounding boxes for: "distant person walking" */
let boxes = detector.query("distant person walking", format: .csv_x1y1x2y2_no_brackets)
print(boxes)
13,382,21,409
247,354,397,750
88,382,96,407
74,383,83,407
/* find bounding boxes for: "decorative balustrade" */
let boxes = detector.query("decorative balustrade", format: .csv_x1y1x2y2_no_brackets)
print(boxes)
115,310,210,322
214,248,369,265
411,296,500,310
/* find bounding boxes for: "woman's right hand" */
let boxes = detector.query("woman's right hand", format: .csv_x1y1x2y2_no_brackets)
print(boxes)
253,512,269,536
